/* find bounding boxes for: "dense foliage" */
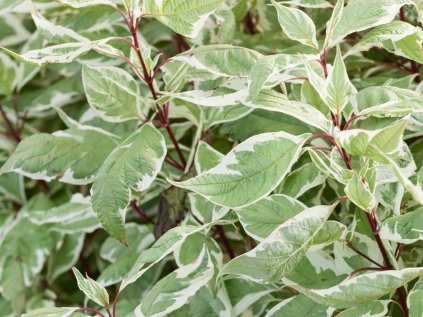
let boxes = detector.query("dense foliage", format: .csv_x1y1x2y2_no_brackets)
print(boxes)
1,0,423,316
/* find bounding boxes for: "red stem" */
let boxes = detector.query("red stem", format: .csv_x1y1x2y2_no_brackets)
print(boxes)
216,226,235,259
76,307,107,317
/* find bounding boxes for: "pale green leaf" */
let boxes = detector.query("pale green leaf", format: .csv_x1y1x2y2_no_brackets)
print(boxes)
82,65,143,122
345,171,377,212
265,294,332,317
408,276,423,317
332,0,413,44
142,0,225,38
170,131,309,208
134,247,214,317
294,268,423,308
72,267,109,308
380,208,423,244
242,90,330,131
91,123,166,243
21,307,79,317
324,0,344,48
221,204,336,283
337,301,390,317
272,0,319,50
0,128,117,185
0,52,18,96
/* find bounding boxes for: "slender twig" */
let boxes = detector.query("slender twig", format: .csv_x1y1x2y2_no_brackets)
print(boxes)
112,290,122,317
395,244,404,261
76,307,107,317
345,241,384,268
130,200,154,224
216,226,235,259
350,267,386,276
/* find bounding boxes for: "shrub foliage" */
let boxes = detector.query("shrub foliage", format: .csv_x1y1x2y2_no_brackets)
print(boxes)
1,0,423,316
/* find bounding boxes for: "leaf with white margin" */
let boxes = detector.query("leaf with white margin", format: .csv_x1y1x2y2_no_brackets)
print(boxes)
58,0,118,8
72,267,109,308
143,0,225,38
323,0,344,49
291,268,423,308
335,118,408,163
278,162,326,198
27,194,100,234
279,0,332,8
272,0,318,50
166,89,248,107
310,221,347,250
247,54,305,100
21,307,80,317
170,132,309,208
82,65,143,122
345,171,377,213
225,278,274,316
360,98,423,116
336,301,390,317
350,21,418,55
0,42,94,66
195,141,224,174
167,286,232,317
379,208,423,244
47,233,85,282
173,45,263,77
189,193,230,224
0,128,117,185
91,123,166,244
331,0,413,45
265,294,332,317
221,204,336,283
241,90,330,131
0,52,18,96
305,47,355,113
0,172,25,204
408,276,423,317
235,194,307,240
0,0,26,14
134,246,214,317
29,2,89,43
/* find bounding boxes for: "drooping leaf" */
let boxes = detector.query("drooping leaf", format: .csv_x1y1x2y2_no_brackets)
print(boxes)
0,128,117,185
91,123,166,243
380,208,423,244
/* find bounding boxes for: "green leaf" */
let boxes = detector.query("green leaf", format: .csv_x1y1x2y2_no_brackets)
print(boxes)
345,171,377,213
272,0,319,50
235,194,306,240
134,247,214,317
21,307,80,317
121,222,224,289
323,0,344,48
1,42,94,66
278,162,326,198
408,276,423,317
0,128,117,185
194,141,224,173
242,90,330,131
380,208,423,244
294,268,423,308
82,65,143,122
91,123,166,243
58,0,118,8
142,0,225,38
0,0,26,14
72,267,110,308
174,45,263,77
0,52,18,96
266,294,332,317
27,194,100,234
331,0,413,44
170,132,309,208
221,204,336,283
335,118,408,163
336,301,389,317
